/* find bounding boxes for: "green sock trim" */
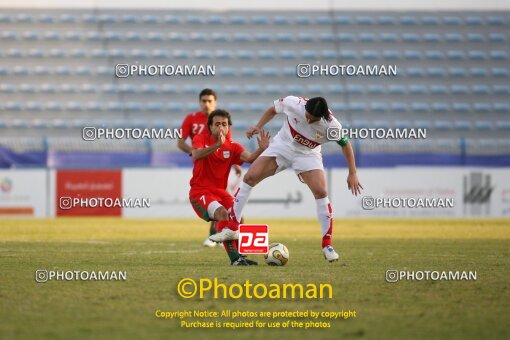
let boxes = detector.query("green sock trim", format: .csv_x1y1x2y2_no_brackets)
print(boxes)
225,241,240,262
190,199,210,221
209,221,217,236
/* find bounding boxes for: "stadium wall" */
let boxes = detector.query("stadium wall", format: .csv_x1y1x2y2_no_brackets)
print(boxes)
1,0,509,10
0,168,508,218
3,146,510,168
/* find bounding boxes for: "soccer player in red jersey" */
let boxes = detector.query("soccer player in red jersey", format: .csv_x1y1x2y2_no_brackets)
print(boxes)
189,109,270,266
178,88,242,247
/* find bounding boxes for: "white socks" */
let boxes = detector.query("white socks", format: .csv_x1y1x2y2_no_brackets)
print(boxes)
316,197,333,247
234,184,334,248
232,181,253,222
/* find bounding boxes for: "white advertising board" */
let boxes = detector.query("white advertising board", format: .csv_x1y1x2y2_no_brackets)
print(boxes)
241,170,318,218
122,169,194,218
122,168,318,218
0,169,48,217
331,168,510,218
118,167,510,219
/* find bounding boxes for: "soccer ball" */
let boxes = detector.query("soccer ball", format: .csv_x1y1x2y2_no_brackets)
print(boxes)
264,243,289,266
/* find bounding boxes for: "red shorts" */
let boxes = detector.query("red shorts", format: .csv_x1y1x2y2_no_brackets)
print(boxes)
189,187,233,222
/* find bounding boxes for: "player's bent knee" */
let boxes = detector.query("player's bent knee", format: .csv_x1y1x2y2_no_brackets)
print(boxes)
313,190,328,199
213,207,228,221
208,201,228,221
243,169,263,187
243,172,257,186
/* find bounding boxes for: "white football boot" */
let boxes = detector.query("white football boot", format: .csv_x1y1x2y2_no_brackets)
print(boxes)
203,238,218,247
208,228,239,242
322,245,339,262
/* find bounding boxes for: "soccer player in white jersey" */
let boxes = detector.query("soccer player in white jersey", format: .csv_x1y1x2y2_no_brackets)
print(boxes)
211,96,363,262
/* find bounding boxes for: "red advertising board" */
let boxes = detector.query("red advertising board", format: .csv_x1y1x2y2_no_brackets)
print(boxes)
56,170,122,216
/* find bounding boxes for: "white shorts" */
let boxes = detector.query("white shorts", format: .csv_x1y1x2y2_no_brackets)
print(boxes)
260,139,324,175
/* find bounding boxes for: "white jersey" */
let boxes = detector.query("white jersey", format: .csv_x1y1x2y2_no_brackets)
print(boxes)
273,96,342,155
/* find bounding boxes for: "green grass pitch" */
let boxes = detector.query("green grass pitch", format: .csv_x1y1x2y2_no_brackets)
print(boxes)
1,218,508,339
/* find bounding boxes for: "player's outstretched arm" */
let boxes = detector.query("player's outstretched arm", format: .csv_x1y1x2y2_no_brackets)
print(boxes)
233,164,243,177
340,142,363,196
246,106,277,139
240,129,271,163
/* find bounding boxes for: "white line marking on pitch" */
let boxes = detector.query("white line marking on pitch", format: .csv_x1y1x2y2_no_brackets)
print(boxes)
121,250,201,255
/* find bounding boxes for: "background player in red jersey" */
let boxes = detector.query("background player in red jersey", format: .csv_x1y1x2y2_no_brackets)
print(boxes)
178,88,243,247
189,109,270,266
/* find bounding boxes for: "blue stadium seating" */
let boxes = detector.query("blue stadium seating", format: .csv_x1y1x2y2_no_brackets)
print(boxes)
492,68,509,77
274,16,291,25
316,16,332,25
401,16,418,25
370,103,389,112
409,85,428,94
168,32,186,41
71,66,87,76
240,67,257,76
347,85,364,94
0,9,508,160
381,50,401,59
402,33,420,42
338,33,355,42
367,85,385,94
469,68,488,77
491,51,508,60
317,32,334,42
465,16,482,25
236,50,252,60
451,85,469,94
435,120,452,130
279,50,297,59
494,85,510,94
452,103,471,112
445,33,464,42
454,121,472,129
475,121,492,129
415,120,431,129
324,85,341,94
494,103,510,113
496,121,510,130
487,16,507,25
381,33,398,42
429,85,447,94
489,33,507,42
389,85,406,94
377,16,396,25
472,85,490,95
362,50,380,59
120,15,137,24
295,16,312,25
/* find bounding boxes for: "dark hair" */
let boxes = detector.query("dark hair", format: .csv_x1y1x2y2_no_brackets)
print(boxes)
305,97,331,122
199,88,217,100
207,109,232,131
